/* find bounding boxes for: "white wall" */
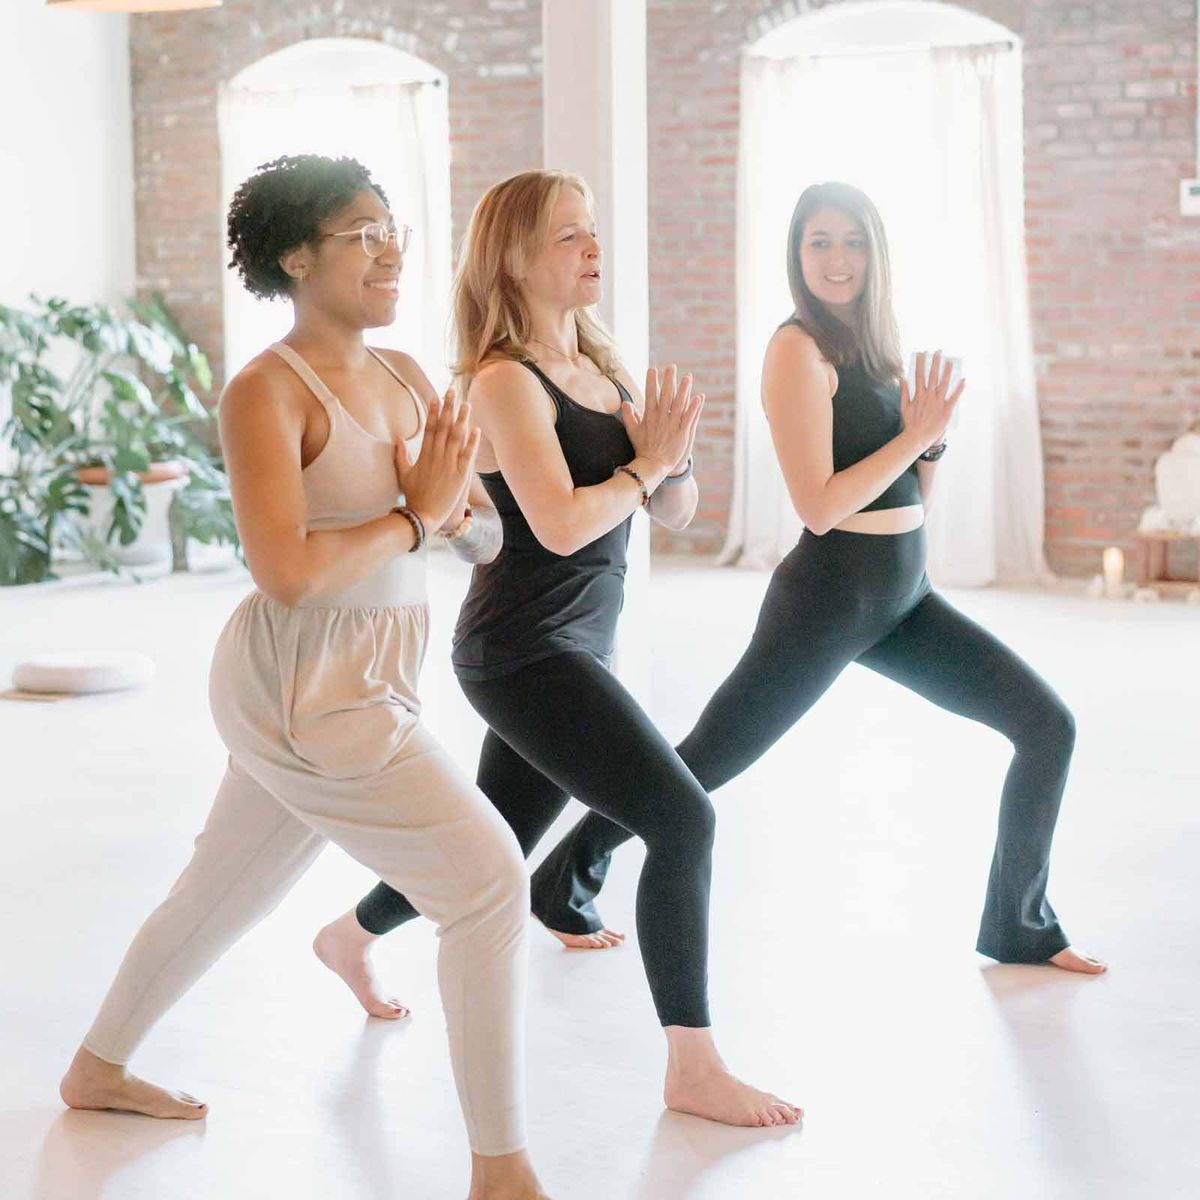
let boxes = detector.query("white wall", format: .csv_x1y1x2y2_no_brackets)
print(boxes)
0,3,135,307
543,1,652,706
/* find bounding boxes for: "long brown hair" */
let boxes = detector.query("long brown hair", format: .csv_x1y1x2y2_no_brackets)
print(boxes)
451,169,619,384
785,181,903,382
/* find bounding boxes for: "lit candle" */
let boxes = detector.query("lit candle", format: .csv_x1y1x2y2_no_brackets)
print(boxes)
1102,546,1124,597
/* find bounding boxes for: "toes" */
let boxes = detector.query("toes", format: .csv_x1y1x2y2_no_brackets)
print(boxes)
372,1003,409,1020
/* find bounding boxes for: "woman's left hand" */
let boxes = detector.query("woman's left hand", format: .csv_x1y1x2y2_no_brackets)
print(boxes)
668,393,703,476
440,475,472,533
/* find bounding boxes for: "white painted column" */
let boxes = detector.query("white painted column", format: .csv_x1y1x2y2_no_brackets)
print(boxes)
542,0,653,707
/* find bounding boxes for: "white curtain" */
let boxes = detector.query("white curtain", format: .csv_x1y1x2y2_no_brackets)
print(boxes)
218,73,452,387
725,43,1047,585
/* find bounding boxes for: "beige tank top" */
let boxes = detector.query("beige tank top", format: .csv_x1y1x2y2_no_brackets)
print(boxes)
268,342,427,609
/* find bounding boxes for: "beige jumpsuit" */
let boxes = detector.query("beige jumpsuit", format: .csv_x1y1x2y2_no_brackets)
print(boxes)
82,343,530,1156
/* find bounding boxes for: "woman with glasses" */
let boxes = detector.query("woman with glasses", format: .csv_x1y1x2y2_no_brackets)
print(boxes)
59,155,551,1200
315,169,801,1129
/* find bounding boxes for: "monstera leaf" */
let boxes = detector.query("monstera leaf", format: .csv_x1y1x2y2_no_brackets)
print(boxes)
0,292,234,582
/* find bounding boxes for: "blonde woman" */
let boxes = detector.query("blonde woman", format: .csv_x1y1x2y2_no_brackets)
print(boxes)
504,180,1107,977
60,155,550,1200
317,169,802,1128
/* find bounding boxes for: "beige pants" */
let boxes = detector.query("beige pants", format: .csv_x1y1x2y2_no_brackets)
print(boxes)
83,593,529,1157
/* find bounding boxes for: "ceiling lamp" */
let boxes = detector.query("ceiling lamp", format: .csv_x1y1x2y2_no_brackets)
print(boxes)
47,1,222,12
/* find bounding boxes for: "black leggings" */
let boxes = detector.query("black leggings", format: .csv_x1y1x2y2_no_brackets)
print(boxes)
503,527,1073,963
356,650,715,1027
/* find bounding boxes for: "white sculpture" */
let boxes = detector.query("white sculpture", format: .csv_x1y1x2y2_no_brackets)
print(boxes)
1138,427,1200,535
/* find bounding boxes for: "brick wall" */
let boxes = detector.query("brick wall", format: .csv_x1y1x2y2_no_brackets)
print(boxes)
129,0,543,389
131,1,1199,576
648,0,1200,577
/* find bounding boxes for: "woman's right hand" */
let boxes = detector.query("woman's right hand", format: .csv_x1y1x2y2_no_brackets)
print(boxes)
900,350,965,452
621,364,705,472
395,388,481,532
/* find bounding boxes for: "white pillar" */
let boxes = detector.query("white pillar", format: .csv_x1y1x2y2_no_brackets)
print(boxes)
542,0,652,707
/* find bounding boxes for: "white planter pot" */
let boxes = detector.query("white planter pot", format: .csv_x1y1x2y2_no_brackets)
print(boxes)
83,474,188,567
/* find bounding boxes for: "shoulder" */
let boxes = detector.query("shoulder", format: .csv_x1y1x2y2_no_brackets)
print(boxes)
371,346,426,386
767,321,825,366
468,358,560,439
765,323,836,386
370,346,436,408
762,324,837,419
611,362,640,408
219,350,305,421
470,357,544,401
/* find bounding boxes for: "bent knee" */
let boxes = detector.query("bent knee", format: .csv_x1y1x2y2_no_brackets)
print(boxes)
656,787,717,853
438,817,529,930
484,829,530,912
1016,696,1076,757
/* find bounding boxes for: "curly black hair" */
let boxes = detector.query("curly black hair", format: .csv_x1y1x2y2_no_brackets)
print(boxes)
226,154,390,300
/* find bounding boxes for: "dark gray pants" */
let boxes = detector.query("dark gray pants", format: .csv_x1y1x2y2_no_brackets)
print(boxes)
364,526,1075,965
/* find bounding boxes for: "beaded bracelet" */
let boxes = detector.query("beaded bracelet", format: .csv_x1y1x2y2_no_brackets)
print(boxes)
393,505,426,552
614,464,650,506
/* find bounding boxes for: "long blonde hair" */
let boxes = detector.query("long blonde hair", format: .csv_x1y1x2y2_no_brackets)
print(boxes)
785,181,903,382
451,169,619,384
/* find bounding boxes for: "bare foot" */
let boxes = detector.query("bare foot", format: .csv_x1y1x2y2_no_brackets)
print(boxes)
664,1066,802,1128
468,1148,552,1200
1049,946,1108,975
534,913,625,951
60,1047,207,1120
313,910,410,1019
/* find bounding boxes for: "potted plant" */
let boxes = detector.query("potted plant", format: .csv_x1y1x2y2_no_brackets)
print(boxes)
0,293,238,582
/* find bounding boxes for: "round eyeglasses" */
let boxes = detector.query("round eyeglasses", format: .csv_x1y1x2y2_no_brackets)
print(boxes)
321,221,413,258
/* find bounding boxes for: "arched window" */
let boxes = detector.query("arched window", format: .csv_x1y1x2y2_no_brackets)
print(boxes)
727,3,1044,586
218,38,451,385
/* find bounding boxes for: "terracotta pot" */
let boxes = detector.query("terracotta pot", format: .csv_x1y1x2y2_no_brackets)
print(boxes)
76,461,189,487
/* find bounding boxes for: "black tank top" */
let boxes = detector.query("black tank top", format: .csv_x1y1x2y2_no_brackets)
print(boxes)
782,320,920,512
452,360,635,681
831,360,921,512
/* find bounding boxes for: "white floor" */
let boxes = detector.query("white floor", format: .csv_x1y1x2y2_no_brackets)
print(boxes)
2,555,1197,1200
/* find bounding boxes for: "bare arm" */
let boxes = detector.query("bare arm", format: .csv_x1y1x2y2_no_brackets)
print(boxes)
646,463,699,531
377,350,502,562
614,365,700,531
219,362,418,607
470,360,690,557
441,475,503,564
917,459,940,508
762,328,927,536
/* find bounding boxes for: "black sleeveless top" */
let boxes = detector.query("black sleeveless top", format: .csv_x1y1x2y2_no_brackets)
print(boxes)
782,320,920,512
831,360,921,512
452,361,636,681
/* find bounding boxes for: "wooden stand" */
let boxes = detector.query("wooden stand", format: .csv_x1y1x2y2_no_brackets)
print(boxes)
1136,531,1200,599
